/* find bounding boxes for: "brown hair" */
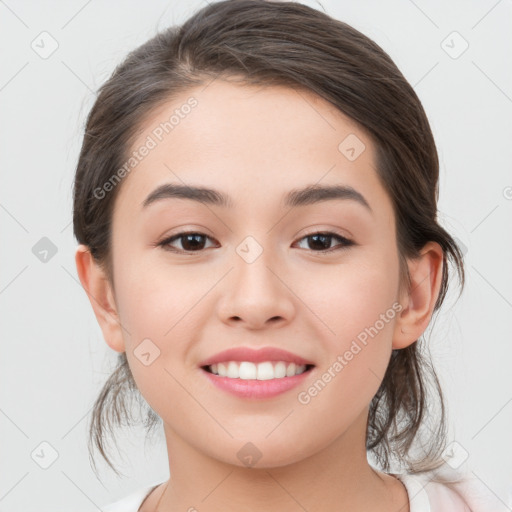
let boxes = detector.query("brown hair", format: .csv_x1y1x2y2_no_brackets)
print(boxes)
73,0,465,477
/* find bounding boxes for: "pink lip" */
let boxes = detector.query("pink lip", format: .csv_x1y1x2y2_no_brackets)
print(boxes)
200,367,313,399
198,346,314,367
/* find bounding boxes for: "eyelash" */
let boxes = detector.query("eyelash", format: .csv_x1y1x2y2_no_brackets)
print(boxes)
157,231,355,255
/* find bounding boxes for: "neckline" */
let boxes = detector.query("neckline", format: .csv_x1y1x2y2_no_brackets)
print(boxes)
137,482,165,512
135,474,431,512
394,473,431,512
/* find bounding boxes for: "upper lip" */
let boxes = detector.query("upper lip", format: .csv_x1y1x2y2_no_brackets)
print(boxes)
199,347,315,367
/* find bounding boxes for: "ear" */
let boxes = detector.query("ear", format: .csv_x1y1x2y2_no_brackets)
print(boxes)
75,244,126,353
393,241,444,349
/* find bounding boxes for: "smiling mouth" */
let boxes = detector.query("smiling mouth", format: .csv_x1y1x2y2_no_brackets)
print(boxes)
201,361,315,380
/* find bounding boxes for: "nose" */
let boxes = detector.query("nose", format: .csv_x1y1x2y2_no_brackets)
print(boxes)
215,243,296,330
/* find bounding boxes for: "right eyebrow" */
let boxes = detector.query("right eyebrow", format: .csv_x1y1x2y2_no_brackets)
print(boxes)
284,184,372,213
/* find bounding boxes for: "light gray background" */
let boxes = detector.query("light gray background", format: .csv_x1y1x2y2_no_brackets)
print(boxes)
1,1,511,511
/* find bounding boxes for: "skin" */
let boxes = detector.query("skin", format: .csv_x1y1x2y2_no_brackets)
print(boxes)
76,79,443,512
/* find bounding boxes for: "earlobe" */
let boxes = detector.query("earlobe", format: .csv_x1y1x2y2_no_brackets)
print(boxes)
392,242,444,350
75,244,126,353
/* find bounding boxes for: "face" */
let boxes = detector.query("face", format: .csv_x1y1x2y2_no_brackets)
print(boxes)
107,80,403,468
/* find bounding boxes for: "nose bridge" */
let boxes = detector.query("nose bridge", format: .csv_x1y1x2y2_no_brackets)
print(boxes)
216,234,295,327
235,235,279,291
233,234,282,295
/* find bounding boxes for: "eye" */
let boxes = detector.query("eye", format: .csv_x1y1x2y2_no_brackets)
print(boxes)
294,232,354,252
157,232,218,253
157,230,354,254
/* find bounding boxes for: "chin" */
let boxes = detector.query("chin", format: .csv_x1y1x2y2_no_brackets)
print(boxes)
207,435,316,469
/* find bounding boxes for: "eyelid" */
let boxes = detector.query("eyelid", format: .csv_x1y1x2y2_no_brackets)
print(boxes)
294,223,354,241
156,230,218,253
293,230,354,253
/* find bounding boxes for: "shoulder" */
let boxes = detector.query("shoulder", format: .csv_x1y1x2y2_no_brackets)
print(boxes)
396,471,469,511
397,465,510,512
101,481,164,512
423,479,472,511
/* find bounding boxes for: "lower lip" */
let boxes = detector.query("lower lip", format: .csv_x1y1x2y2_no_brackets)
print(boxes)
200,367,313,399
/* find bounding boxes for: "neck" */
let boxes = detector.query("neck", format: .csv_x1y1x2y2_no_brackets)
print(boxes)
157,409,409,512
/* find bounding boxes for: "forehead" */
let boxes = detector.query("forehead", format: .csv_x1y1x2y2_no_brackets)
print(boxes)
113,79,390,217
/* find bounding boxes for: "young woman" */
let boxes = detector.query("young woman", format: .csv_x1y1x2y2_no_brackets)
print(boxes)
73,1,500,510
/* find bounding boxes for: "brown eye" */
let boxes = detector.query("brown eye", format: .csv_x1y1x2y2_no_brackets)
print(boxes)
295,232,354,252
157,230,354,255
158,232,216,253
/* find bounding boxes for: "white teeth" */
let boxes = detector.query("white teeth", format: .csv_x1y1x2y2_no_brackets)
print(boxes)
274,361,287,378
206,361,309,379
227,361,239,378
286,362,296,377
239,362,257,380
217,363,227,377
256,361,274,380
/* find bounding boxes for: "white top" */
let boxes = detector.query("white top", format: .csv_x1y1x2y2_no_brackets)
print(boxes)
101,465,509,512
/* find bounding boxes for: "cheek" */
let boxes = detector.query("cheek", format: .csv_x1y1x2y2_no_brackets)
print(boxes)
295,250,400,400
114,253,200,340
114,264,204,415
111,251,200,377
298,253,400,344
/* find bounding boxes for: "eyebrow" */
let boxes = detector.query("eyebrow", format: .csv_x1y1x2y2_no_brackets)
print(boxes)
142,183,372,213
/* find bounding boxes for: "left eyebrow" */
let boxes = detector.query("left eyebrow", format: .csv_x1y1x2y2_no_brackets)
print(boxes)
142,183,372,213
